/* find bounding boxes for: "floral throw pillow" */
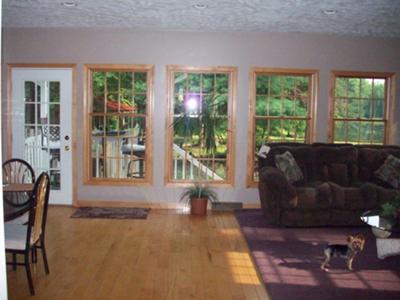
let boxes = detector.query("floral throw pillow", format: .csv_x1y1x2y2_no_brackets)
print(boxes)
274,151,304,183
375,154,400,189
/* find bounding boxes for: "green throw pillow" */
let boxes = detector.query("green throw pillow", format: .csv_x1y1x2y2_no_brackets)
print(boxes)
375,154,400,189
274,151,304,183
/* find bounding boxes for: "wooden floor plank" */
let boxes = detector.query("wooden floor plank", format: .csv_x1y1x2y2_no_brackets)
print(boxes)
6,206,269,300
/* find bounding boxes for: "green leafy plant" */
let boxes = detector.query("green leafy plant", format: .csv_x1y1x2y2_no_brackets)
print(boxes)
179,183,218,203
380,194,400,220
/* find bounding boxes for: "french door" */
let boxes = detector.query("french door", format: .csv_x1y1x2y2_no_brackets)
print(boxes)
11,67,73,205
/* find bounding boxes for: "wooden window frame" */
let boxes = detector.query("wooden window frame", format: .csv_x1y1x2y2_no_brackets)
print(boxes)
165,65,237,187
83,64,154,185
246,68,318,188
328,70,395,145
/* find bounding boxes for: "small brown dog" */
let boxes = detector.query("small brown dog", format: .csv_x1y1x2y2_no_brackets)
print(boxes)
320,234,365,271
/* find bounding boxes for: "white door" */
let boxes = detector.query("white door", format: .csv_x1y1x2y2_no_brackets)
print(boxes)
11,68,73,205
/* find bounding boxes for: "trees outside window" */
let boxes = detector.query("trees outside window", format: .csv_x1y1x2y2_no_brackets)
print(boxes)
84,65,153,184
165,66,236,185
246,68,317,186
330,71,394,145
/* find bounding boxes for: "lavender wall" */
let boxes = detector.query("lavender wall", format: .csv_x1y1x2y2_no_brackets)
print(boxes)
2,28,400,205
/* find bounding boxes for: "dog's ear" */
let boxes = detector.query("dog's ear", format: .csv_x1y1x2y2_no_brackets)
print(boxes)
347,235,353,243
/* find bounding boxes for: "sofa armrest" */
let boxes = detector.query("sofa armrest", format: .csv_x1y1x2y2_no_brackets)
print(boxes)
259,167,298,211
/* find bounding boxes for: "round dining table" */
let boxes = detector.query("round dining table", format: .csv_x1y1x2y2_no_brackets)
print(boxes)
3,183,34,222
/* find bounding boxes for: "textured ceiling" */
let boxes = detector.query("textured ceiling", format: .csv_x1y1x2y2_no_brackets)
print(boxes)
3,0,400,38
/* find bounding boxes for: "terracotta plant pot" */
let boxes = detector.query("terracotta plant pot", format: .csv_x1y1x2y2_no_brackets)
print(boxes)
190,197,209,216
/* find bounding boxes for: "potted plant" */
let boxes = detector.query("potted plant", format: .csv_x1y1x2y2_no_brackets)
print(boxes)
380,193,400,227
180,183,218,216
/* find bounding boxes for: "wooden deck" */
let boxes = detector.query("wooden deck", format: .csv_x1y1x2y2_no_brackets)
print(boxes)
6,206,269,300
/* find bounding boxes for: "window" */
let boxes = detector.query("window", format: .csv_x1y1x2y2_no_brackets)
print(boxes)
165,66,237,185
246,68,317,186
84,65,153,184
330,71,394,145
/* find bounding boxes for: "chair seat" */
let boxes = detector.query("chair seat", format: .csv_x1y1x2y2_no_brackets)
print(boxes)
5,212,29,225
5,223,28,250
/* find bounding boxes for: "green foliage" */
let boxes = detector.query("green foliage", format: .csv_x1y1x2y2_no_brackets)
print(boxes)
179,183,218,203
380,194,400,220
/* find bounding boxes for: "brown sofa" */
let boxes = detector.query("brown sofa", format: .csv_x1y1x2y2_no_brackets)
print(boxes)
258,143,400,227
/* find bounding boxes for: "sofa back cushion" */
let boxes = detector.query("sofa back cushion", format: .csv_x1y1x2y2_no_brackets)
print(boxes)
313,146,358,186
357,147,400,185
262,145,314,182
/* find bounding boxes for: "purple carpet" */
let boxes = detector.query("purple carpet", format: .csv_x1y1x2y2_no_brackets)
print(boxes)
235,209,400,300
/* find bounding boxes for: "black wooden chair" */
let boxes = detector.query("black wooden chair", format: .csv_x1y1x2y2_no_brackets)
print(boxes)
4,172,51,295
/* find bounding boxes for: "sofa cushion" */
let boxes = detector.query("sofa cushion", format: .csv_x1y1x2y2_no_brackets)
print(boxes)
274,151,304,183
357,147,400,183
314,146,358,184
295,183,331,210
328,163,349,186
374,154,400,189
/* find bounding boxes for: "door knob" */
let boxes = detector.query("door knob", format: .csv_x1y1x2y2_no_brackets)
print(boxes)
65,135,70,141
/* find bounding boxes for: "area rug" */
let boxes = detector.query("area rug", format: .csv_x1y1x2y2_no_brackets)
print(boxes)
234,209,400,300
71,207,150,219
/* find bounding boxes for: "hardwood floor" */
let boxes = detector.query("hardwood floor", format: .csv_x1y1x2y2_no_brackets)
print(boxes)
6,206,270,300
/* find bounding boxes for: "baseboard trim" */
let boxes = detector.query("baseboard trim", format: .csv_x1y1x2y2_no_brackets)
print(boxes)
76,199,261,209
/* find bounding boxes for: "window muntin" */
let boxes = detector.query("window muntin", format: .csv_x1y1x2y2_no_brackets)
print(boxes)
166,66,236,185
85,65,153,184
247,69,317,185
332,74,390,144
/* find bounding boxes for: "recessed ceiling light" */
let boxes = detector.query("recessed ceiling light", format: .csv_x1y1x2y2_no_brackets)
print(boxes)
193,3,208,10
61,2,78,7
322,9,337,15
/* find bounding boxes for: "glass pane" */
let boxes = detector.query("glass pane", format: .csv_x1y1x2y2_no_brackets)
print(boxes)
268,98,281,116
335,77,347,97
216,74,228,93
106,93,118,112
256,96,267,116
25,104,36,124
188,73,201,93
347,99,359,118
347,121,360,142
135,94,147,114
214,160,226,181
134,72,147,93
360,100,372,119
282,76,296,100
50,149,61,169
256,75,269,94
106,72,119,93
49,104,60,124
25,81,35,102
348,78,360,98
105,158,119,178
295,98,308,117
373,99,384,119
120,72,134,113
202,74,214,93
92,157,104,178
174,72,186,93
50,170,61,190
282,99,294,116
270,75,282,98
373,79,385,99
49,81,60,103
372,122,385,144
334,99,347,118
106,116,119,133
360,79,372,99
270,119,282,142
359,122,372,143
92,137,104,157
126,157,145,179
334,121,346,143
296,76,310,98
92,72,105,113
174,94,184,115
92,116,104,133
255,119,268,151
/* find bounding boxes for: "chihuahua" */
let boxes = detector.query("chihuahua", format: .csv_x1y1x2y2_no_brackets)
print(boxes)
320,234,365,271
